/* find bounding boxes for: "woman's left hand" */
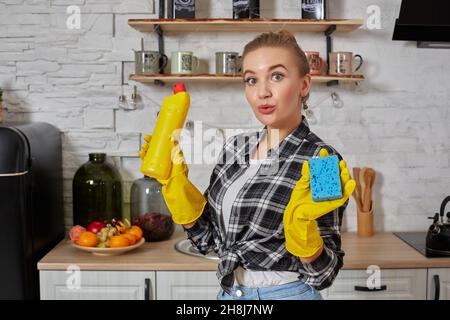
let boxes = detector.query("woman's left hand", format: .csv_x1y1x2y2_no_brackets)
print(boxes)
287,148,356,221
283,148,356,258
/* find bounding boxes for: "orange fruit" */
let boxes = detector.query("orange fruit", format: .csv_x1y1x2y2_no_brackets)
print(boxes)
127,226,143,241
123,233,137,245
77,231,98,247
109,235,130,248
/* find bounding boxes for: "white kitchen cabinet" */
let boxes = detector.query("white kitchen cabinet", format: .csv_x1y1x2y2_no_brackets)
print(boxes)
39,268,450,300
40,271,155,300
322,269,427,300
156,271,221,300
427,268,450,300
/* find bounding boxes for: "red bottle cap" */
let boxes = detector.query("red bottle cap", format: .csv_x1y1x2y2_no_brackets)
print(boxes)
173,83,186,94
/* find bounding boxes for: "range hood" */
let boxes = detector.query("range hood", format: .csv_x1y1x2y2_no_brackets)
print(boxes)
393,0,450,48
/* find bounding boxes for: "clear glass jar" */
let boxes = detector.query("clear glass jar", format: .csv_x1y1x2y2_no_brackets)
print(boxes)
130,176,174,242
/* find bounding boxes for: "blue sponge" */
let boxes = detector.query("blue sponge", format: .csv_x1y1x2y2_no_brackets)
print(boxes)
309,155,343,202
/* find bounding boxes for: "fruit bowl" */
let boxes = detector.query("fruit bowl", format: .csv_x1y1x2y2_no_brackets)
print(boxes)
71,238,145,256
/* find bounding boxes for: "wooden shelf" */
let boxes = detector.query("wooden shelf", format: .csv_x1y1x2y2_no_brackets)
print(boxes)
130,73,365,84
128,18,364,33
128,18,365,86
313,74,365,83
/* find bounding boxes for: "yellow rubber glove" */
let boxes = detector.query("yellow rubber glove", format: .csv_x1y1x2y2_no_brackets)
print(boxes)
139,134,207,225
283,148,356,258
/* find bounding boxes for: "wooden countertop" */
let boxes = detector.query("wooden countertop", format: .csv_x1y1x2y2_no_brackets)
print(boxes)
38,232,450,271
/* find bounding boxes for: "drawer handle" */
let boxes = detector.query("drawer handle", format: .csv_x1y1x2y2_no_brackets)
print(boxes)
434,275,440,301
354,285,387,292
145,278,151,300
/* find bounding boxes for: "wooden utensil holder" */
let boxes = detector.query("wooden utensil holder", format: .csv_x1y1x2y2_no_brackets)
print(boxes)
357,207,374,237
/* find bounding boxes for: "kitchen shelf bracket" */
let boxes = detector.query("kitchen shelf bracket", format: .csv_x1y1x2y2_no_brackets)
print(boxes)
324,25,338,87
154,1,166,86
154,24,165,86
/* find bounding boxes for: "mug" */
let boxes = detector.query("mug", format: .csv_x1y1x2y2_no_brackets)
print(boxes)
135,51,168,75
328,52,363,76
215,52,242,75
171,51,200,75
305,51,325,76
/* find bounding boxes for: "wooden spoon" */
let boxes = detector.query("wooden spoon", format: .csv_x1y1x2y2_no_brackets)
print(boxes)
367,168,376,187
364,168,376,211
359,167,367,210
363,168,374,211
352,167,363,210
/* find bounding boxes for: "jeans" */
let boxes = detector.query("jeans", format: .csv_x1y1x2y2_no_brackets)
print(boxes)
216,280,323,300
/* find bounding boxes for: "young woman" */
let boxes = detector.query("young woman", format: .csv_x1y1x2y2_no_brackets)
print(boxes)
140,30,355,300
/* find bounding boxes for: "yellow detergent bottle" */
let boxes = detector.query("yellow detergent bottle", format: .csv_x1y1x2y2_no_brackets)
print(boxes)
141,83,190,180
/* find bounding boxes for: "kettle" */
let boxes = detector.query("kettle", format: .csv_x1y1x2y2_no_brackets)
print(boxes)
426,196,450,256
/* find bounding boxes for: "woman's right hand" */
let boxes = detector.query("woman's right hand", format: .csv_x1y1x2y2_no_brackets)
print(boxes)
138,133,206,226
139,133,189,183
139,134,152,160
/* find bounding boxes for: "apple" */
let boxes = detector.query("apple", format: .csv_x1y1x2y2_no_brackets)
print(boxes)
87,221,106,234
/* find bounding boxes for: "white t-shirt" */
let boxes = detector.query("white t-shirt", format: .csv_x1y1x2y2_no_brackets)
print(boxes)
221,155,299,288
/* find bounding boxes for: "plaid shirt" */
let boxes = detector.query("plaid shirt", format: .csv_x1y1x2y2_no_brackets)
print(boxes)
184,117,348,295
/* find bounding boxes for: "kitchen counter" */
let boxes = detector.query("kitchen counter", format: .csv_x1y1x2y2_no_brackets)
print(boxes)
38,232,450,271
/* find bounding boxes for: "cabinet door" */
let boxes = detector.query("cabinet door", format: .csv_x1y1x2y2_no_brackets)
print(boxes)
40,271,155,300
427,269,450,300
322,269,427,300
156,271,221,300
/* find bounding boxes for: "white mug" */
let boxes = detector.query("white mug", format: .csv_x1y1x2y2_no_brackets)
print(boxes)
171,51,200,75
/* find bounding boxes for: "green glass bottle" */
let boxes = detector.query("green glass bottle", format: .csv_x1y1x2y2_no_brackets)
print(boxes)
73,153,123,226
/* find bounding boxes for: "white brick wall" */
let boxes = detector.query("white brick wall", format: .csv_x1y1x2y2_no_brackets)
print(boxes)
1,0,449,232
85,108,114,129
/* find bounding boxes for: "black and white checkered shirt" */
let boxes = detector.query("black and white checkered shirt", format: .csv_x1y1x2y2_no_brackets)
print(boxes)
184,117,348,295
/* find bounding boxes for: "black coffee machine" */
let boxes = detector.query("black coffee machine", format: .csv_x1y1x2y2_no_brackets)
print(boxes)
426,196,450,257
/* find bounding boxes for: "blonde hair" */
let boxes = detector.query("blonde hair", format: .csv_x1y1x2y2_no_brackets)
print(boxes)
241,30,310,110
